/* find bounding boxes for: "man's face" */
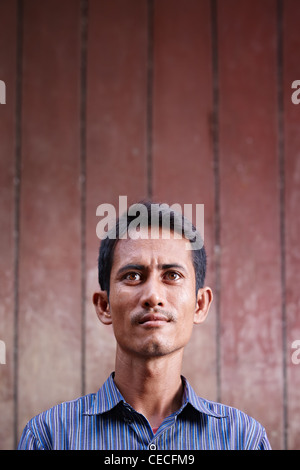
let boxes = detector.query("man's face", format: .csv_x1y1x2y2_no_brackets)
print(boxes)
95,228,212,359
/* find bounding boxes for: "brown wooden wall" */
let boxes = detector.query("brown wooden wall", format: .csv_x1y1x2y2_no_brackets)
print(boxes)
0,0,299,450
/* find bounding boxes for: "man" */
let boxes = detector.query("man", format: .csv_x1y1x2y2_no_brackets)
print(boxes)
18,201,271,450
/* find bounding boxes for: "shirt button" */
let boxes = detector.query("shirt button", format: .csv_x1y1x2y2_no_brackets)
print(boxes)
149,443,156,450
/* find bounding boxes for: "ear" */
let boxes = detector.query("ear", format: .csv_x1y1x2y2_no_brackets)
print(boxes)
193,286,213,325
93,291,112,325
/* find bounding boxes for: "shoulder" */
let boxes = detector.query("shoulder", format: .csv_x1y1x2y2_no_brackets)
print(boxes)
183,376,271,449
195,396,271,450
18,392,96,450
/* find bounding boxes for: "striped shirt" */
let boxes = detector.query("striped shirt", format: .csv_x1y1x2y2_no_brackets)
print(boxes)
18,373,271,450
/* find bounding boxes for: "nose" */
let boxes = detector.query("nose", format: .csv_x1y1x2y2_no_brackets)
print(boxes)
140,276,164,309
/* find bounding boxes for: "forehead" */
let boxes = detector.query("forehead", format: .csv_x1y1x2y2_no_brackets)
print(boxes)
111,227,194,271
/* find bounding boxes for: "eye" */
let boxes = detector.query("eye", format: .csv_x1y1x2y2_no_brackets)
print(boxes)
163,271,181,281
123,272,141,282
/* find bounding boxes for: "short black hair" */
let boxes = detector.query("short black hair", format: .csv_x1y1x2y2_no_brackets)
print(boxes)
98,201,206,297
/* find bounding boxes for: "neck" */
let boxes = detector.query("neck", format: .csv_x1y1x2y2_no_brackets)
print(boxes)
113,347,184,428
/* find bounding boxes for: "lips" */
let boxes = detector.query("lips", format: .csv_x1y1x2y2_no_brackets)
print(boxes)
138,313,170,325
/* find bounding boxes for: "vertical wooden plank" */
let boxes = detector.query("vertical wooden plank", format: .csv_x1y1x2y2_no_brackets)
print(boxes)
17,0,82,439
218,0,283,449
152,0,217,400
0,0,17,450
85,0,148,393
283,0,300,451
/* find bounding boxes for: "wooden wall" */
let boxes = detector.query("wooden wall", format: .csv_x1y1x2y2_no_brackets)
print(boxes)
0,0,299,450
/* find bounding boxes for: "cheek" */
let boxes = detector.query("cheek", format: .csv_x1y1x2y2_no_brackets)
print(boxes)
169,287,196,313
108,288,135,326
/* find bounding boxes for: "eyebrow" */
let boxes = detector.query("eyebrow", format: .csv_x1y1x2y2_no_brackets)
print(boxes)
116,263,188,277
116,264,145,276
159,263,187,273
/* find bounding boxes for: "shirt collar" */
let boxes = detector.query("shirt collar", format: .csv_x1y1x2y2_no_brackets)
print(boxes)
84,373,123,415
84,372,226,419
181,376,226,418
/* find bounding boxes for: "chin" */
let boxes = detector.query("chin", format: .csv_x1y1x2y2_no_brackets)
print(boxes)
138,338,177,358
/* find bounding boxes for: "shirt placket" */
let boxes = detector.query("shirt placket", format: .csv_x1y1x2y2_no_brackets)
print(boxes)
121,403,178,450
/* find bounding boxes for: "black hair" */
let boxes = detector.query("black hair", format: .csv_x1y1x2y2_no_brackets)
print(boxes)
98,201,206,297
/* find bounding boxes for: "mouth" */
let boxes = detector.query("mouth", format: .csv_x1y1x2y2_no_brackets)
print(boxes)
138,313,170,327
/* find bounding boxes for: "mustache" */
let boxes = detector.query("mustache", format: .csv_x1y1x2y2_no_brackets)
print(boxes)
131,308,176,325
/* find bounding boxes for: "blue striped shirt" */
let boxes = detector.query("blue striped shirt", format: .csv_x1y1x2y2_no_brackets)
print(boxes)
18,373,271,450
